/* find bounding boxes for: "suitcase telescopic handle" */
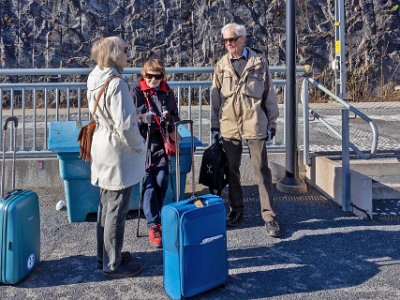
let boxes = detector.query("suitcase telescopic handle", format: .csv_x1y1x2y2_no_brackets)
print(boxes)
174,120,195,202
2,116,18,198
3,116,18,131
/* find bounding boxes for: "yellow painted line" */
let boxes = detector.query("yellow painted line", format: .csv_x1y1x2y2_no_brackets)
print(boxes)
335,40,341,55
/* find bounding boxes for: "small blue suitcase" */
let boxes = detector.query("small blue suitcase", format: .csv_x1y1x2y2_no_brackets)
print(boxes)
162,195,228,299
1,117,40,284
162,120,228,299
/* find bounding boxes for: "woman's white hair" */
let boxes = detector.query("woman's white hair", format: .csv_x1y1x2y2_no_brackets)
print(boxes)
221,23,246,37
91,36,126,68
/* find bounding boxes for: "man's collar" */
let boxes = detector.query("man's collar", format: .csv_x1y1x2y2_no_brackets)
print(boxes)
230,47,248,60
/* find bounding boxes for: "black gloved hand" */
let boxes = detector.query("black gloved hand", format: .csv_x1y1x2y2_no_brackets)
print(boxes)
266,128,276,141
211,130,220,143
270,128,276,139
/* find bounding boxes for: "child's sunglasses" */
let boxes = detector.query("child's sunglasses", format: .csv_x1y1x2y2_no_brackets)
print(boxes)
145,73,163,80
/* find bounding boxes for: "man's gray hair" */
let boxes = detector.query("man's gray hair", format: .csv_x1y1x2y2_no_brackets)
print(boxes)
221,23,246,37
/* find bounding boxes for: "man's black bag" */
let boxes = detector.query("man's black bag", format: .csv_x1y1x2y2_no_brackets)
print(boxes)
199,140,228,195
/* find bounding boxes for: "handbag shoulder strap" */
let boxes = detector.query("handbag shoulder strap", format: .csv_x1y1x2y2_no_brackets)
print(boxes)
92,75,118,117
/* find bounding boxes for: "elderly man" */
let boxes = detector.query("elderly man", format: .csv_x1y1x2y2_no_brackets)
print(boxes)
210,22,280,237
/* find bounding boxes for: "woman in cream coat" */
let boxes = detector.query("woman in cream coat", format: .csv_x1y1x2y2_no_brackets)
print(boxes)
87,36,146,278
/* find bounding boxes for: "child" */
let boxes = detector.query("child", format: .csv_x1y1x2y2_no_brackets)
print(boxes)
132,59,180,248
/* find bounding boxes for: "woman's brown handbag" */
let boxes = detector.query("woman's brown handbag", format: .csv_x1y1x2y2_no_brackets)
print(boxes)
77,76,117,162
77,121,97,162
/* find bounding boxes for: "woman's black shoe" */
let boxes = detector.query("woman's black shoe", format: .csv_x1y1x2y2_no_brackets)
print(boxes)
103,261,143,279
97,251,133,270
226,211,243,227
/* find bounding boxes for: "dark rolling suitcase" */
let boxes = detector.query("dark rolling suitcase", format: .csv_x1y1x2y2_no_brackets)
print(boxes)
161,120,228,299
0,117,40,284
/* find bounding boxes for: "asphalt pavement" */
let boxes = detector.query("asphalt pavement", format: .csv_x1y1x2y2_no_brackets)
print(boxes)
1,184,400,300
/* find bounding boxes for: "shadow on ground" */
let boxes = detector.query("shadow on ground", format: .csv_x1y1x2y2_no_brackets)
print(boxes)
4,185,400,300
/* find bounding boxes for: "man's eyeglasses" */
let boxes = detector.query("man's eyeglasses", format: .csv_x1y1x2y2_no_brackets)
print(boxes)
145,73,163,80
223,36,242,44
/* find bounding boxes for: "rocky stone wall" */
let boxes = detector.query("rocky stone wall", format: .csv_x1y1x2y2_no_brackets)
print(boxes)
0,0,399,98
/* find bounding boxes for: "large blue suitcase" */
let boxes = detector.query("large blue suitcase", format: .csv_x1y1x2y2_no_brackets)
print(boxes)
1,117,40,284
161,120,228,299
0,190,40,284
162,195,228,299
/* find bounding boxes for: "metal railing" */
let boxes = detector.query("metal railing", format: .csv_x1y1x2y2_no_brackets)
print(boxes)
0,68,208,152
0,66,382,216
301,77,379,164
301,76,379,212
0,66,308,153
1,66,379,165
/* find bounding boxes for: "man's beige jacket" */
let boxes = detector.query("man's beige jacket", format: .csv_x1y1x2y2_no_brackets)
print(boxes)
211,48,279,140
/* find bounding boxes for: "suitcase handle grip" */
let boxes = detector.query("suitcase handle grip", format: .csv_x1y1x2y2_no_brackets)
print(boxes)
186,195,219,207
174,120,193,126
3,116,18,130
2,116,18,198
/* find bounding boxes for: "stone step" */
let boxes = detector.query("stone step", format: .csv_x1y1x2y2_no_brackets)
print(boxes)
306,155,400,220
335,157,400,200
351,159,400,200
349,157,400,177
371,175,400,200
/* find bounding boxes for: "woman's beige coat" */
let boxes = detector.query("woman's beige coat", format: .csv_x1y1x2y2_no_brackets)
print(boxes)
87,66,146,190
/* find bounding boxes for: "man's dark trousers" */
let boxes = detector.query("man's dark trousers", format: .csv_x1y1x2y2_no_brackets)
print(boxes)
222,138,276,222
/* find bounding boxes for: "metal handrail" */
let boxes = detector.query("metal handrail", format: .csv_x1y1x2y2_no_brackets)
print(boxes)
302,77,379,163
0,81,213,90
0,67,214,76
0,65,309,76
301,76,379,215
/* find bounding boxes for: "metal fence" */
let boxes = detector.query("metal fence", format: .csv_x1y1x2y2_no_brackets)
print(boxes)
0,66,297,153
0,66,381,215
2,66,377,158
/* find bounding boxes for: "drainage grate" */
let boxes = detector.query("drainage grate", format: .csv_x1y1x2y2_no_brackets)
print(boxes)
374,215,400,221
373,199,400,221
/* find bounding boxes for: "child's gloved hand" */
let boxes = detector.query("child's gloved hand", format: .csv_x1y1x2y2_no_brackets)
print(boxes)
141,111,157,124
162,110,170,121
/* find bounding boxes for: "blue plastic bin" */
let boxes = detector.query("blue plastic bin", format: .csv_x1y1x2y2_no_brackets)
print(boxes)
48,121,200,222
48,121,139,222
